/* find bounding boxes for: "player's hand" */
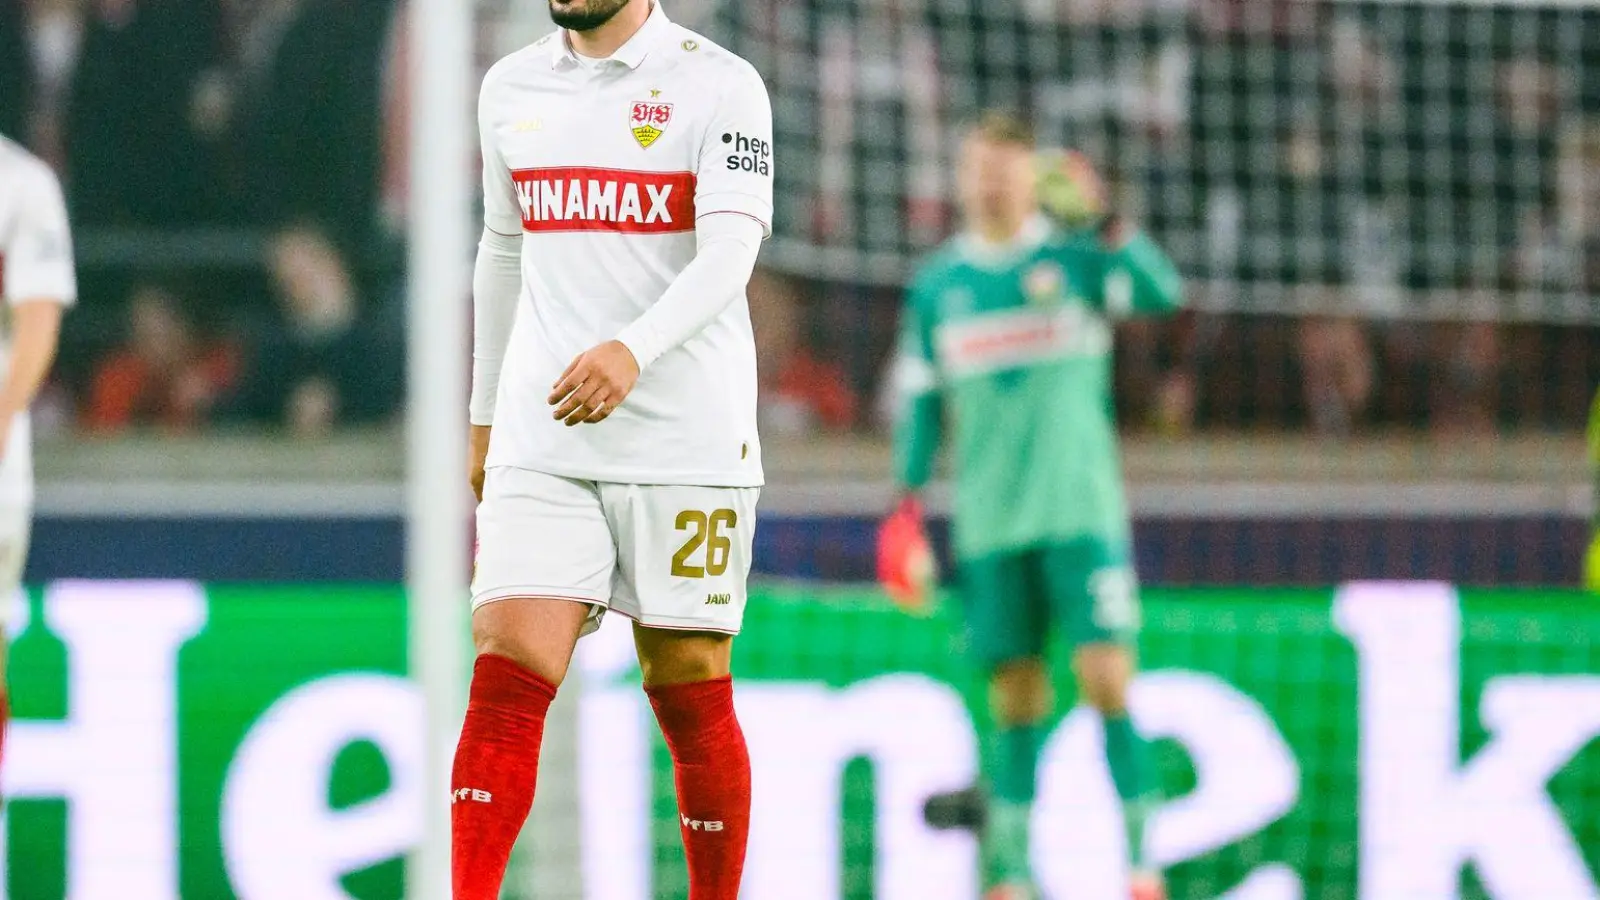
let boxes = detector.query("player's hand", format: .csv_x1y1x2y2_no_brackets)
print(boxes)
877,495,938,614
548,340,641,426
1036,148,1110,231
468,424,491,503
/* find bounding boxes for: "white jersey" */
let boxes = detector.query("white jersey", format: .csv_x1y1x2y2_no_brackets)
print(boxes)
479,2,772,487
0,137,76,509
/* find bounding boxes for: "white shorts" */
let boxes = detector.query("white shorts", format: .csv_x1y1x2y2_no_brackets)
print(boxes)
471,466,759,636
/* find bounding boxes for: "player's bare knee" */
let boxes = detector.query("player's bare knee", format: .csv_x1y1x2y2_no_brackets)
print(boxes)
635,626,732,687
472,634,572,687
1073,643,1134,714
989,656,1052,725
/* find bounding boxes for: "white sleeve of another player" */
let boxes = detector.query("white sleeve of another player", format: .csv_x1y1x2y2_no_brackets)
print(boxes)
6,166,77,306
692,60,773,237
469,75,525,427
613,212,762,371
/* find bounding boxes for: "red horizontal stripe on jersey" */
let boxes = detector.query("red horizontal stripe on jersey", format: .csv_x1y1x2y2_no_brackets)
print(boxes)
512,167,697,234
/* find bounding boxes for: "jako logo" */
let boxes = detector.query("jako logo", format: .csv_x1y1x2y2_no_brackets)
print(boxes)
452,788,493,804
722,132,771,176
681,814,726,832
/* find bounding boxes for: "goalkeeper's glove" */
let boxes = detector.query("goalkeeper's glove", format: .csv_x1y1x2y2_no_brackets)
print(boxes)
1036,148,1111,232
877,495,938,614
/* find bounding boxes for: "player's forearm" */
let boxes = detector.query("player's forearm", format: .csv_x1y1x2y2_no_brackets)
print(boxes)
1105,231,1183,315
893,395,941,491
614,213,763,371
469,228,522,426
0,301,63,419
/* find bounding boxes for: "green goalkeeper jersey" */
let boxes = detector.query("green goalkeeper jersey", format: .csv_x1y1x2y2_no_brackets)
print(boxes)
892,216,1183,561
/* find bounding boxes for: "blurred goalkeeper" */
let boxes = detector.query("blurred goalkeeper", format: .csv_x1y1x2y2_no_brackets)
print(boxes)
880,112,1181,900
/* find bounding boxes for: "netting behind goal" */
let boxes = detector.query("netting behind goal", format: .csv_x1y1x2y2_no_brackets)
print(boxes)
693,0,1600,435
710,0,1600,315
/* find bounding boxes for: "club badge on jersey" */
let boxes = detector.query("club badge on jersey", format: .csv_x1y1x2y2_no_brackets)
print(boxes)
631,101,674,148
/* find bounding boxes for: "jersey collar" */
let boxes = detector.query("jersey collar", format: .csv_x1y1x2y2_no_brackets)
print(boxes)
957,214,1052,269
550,1,672,70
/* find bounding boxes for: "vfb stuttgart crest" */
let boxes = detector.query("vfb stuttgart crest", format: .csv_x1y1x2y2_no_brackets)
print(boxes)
630,101,673,149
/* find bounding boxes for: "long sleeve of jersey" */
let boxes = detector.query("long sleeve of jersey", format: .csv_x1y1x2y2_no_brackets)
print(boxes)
1098,230,1184,317
614,212,764,370
470,227,522,426
890,283,942,490
469,73,525,427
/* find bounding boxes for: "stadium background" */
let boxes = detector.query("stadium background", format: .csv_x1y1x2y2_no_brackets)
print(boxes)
0,0,1597,897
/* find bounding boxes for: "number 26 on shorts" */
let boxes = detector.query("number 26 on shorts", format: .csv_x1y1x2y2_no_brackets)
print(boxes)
672,508,737,578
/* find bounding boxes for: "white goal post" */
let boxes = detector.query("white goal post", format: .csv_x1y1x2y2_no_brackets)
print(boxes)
406,0,474,895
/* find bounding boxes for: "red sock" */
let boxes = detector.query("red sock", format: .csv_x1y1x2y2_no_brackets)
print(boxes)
647,675,751,900
450,654,557,900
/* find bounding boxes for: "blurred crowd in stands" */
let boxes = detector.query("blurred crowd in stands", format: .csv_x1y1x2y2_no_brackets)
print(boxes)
0,0,405,437
718,0,1600,438
1,0,1597,442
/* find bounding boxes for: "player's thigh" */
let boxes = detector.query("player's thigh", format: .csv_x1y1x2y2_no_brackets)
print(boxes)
472,467,617,676
957,549,1049,670
632,623,733,687
600,483,758,636
1039,537,1141,650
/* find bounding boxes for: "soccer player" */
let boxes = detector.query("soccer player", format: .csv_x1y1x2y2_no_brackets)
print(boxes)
0,135,73,771
455,1,771,898
880,112,1182,900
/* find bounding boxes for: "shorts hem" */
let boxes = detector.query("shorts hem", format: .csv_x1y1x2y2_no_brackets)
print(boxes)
470,586,608,611
605,605,742,636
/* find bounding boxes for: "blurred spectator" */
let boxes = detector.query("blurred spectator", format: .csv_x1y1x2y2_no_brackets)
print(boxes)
378,0,409,234
1292,20,1412,435
1499,122,1600,427
1495,57,1566,266
1514,122,1600,296
1284,121,1380,436
65,0,227,226
1406,53,1572,434
225,225,401,436
22,0,91,168
234,0,396,250
748,269,858,436
812,0,949,258
1117,310,1201,436
83,285,239,432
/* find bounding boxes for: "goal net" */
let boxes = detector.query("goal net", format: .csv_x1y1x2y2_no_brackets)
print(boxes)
711,0,1600,325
